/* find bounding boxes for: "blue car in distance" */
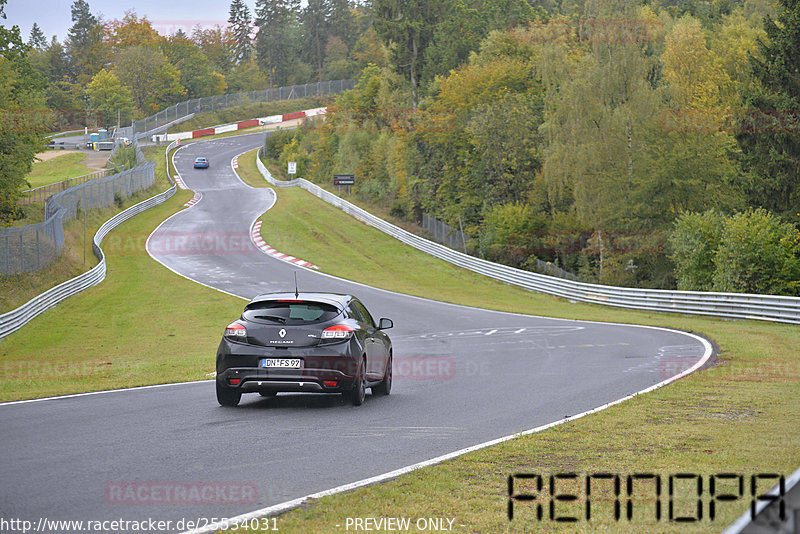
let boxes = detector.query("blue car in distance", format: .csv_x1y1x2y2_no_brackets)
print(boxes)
194,157,209,169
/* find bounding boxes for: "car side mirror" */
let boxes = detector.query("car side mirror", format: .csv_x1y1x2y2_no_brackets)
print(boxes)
378,318,393,330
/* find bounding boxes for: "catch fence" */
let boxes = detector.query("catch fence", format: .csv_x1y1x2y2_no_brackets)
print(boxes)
1,141,155,275
117,80,354,140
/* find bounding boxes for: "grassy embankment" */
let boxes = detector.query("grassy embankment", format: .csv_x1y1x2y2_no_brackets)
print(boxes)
0,146,180,313
1,140,795,532
26,152,94,189
235,147,799,533
0,144,246,400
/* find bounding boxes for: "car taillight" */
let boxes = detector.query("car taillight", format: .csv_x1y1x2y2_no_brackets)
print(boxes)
225,322,247,339
321,324,354,339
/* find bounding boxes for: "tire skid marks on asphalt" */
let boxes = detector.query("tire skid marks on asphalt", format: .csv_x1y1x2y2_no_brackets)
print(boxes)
622,344,707,375
250,220,319,269
338,426,468,440
395,325,630,359
396,325,585,340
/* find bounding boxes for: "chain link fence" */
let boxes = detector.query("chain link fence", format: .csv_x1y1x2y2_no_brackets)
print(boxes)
44,163,156,223
422,213,578,281
117,79,354,140
1,212,65,275
1,141,155,275
531,259,577,281
422,214,467,252
20,168,120,205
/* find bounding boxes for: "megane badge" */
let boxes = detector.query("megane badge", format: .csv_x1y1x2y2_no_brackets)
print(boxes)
279,329,286,338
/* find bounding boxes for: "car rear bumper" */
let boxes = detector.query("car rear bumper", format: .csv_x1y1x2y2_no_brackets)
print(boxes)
216,339,359,393
242,379,325,392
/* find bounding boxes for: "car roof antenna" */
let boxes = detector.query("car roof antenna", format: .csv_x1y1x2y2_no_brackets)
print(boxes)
294,271,299,299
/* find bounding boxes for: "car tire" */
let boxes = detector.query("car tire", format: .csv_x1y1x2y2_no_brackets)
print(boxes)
216,382,241,407
348,359,366,406
372,355,392,396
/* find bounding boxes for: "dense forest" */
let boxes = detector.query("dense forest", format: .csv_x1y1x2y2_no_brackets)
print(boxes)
270,0,800,294
1,0,798,294
0,0,381,221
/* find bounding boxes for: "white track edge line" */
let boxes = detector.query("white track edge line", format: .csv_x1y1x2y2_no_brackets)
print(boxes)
183,330,713,534
226,147,321,272
0,380,212,407
145,145,250,301
4,134,716,405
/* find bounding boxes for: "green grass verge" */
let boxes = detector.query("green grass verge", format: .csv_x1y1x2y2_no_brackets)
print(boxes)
235,148,265,187
1,135,795,532
26,153,94,188
0,145,261,398
239,165,800,533
0,147,173,314
0,182,246,400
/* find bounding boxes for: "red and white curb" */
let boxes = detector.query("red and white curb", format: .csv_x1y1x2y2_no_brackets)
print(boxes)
251,220,318,269
173,175,187,189
232,156,239,169
184,192,201,207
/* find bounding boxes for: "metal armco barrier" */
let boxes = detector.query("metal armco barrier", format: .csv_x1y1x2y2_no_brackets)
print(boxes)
0,147,177,340
117,80,354,141
724,465,800,533
2,142,155,276
256,149,800,325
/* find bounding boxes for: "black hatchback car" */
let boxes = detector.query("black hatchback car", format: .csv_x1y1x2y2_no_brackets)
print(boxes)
216,292,393,406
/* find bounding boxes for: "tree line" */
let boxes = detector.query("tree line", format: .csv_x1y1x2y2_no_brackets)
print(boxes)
0,0,381,222
2,0,798,295
269,0,800,295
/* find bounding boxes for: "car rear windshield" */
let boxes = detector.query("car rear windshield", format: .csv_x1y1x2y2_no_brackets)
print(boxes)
243,301,340,325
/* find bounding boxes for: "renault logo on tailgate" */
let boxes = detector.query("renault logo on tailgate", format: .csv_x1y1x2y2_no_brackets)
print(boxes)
279,329,286,338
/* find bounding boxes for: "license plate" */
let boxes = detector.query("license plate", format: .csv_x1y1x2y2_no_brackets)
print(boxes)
261,358,301,369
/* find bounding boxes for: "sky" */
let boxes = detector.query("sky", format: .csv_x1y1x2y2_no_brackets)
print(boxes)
3,0,269,43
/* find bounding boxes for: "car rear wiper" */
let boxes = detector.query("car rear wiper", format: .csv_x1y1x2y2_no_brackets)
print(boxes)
254,314,287,323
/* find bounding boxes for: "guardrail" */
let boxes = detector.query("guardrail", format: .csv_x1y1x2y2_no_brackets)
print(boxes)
117,79,354,140
0,184,176,340
134,114,195,144
0,146,177,340
165,140,177,186
724,465,800,533
255,149,800,325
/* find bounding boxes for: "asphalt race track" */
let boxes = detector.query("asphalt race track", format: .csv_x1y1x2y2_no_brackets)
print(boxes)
0,132,712,532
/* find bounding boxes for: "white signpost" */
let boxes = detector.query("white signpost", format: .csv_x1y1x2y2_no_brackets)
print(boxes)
288,161,297,175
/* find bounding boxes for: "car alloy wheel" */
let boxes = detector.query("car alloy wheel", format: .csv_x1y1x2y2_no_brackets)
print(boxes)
349,358,366,406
